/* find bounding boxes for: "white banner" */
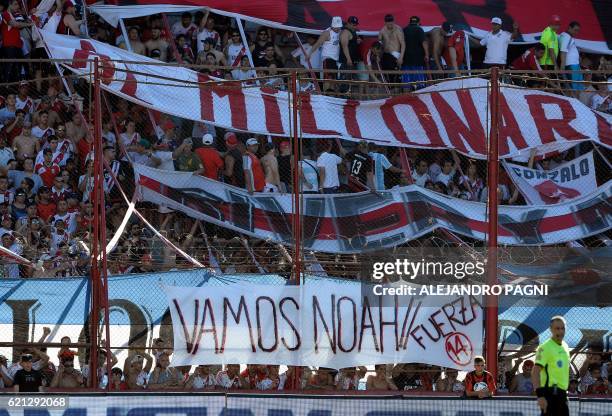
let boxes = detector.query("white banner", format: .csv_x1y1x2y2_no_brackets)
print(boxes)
503,152,598,205
165,280,483,370
40,30,612,160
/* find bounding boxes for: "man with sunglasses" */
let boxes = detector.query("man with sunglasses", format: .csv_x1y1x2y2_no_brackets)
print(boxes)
251,27,284,67
225,31,246,68
50,353,84,388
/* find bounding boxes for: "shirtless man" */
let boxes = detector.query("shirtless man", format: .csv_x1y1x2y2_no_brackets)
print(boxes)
65,113,88,147
120,27,146,56
367,365,398,390
13,121,39,161
146,27,169,62
428,22,453,71
61,1,82,36
50,356,84,388
378,14,405,73
199,38,226,66
123,352,153,389
261,143,281,193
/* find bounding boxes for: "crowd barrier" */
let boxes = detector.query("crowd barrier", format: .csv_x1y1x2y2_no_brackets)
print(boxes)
1,392,611,416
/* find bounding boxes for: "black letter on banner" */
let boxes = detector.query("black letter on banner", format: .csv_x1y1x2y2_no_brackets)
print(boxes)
498,209,547,245
337,296,357,352
255,196,293,242
221,296,256,353
194,299,219,354
5,300,36,361
280,297,301,351
431,0,517,42
358,296,380,352
227,190,255,233
579,158,589,176
313,295,337,353
378,296,399,352
560,167,571,183
302,197,325,249
399,298,420,349
172,299,200,355
331,193,406,251
256,296,279,352
571,191,611,235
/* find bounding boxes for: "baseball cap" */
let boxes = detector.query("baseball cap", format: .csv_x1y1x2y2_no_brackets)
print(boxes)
162,120,175,130
384,14,394,23
348,16,359,25
246,138,259,146
139,139,151,149
491,17,502,25
409,16,420,24
331,16,343,28
21,353,33,362
203,38,215,45
551,15,561,23
202,133,214,145
225,132,238,148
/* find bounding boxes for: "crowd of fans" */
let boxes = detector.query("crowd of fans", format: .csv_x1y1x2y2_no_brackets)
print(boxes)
0,0,610,278
2,337,611,396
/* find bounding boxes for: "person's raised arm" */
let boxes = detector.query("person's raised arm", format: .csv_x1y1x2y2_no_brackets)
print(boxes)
309,31,329,58
199,8,210,31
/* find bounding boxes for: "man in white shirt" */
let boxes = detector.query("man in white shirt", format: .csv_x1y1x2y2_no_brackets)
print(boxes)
411,159,431,187
316,141,344,193
291,34,322,70
171,12,197,39
480,17,519,67
559,21,582,96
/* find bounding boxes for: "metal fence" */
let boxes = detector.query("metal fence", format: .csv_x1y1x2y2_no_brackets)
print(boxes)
0,62,610,395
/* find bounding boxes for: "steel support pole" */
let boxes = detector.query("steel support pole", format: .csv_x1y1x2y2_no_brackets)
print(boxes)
485,66,500,380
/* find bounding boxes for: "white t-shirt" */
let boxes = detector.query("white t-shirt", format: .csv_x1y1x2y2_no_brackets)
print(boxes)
559,32,580,66
291,43,322,70
316,152,343,189
196,29,221,53
480,30,512,65
171,21,197,38
154,151,175,171
435,169,455,187
411,170,431,187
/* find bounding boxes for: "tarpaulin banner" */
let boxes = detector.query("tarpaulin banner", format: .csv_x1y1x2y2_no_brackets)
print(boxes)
134,164,612,252
97,0,612,54
41,30,612,159
165,280,483,369
503,152,598,205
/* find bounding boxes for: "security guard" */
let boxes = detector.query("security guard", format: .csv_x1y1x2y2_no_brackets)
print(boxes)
532,316,571,416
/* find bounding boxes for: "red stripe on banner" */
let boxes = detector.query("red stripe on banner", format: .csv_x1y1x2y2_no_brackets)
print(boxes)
139,175,162,193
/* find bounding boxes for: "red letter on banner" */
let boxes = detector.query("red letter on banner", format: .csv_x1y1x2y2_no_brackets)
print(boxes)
380,95,444,147
430,91,485,154
526,95,588,144
498,93,528,157
261,87,284,134
300,94,342,136
343,99,362,138
198,73,247,130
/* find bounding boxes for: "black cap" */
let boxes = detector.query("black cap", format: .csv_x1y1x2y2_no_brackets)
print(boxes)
347,16,359,25
409,16,420,24
384,14,394,22
21,353,33,362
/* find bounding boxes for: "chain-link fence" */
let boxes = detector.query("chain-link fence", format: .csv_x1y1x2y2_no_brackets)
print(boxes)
1,59,610,397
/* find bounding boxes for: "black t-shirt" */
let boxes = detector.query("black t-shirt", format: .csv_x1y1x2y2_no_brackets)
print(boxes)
339,28,360,65
347,150,372,185
225,148,245,188
278,154,291,186
13,369,44,392
403,24,426,66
